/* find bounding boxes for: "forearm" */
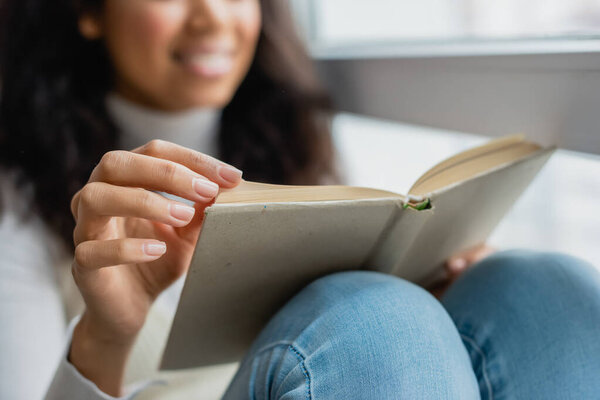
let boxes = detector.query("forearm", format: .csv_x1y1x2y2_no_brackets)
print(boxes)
69,313,136,397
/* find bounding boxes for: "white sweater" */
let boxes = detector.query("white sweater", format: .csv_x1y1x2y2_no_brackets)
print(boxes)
0,95,240,399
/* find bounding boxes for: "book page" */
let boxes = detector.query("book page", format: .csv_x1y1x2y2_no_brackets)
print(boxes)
397,148,554,284
216,136,546,204
215,180,403,204
409,135,542,196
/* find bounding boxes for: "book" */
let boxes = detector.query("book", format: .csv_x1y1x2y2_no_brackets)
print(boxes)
160,134,554,369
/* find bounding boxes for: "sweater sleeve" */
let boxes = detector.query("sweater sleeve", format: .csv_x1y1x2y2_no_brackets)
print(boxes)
0,174,154,399
45,318,157,400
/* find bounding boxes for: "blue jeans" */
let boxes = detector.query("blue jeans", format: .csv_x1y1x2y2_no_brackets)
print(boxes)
223,250,600,399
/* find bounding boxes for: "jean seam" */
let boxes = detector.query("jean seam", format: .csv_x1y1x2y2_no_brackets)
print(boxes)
288,344,312,400
253,340,297,358
250,341,312,400
460,333,493,400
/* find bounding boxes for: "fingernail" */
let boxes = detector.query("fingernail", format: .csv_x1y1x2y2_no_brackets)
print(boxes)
193,178,219,198
144,242,166,256
170,204,195,222
217,165,243,183
448,258,467,272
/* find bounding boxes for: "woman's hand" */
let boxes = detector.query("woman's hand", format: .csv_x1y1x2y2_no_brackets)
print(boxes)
68,140,242,395
429,243,496,299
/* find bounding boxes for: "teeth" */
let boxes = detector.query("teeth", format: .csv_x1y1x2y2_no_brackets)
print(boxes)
182,53,232,71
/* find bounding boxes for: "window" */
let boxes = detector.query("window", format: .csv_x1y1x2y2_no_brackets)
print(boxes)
331,114,600,269
288,1,600,268
287,0,600,154
300,0,600,47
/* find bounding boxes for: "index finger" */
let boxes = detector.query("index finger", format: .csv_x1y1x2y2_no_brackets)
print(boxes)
132,140,243,188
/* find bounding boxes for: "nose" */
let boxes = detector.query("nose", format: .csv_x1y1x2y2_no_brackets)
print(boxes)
187,0,229,32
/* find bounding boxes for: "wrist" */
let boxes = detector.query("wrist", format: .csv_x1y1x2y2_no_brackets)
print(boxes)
69,313,137,396
76,310,141,346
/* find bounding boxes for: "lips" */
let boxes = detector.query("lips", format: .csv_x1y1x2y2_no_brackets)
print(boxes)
173,45,235,78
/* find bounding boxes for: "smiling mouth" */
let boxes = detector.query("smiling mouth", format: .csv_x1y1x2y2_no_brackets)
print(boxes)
172,51,235,78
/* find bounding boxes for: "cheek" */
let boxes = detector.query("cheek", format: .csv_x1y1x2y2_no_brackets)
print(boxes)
104,1,186,78
236,3,262,55
229,1,261,84
132,5,184,55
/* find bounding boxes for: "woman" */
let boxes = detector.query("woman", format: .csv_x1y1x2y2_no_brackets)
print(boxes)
1,0,599,399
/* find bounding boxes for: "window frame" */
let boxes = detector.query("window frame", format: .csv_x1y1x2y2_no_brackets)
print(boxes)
292,1,600,154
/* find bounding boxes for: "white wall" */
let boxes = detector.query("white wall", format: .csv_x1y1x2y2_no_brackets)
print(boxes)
317,52,600,154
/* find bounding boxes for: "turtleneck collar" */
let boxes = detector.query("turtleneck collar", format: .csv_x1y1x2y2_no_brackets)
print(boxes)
106,93,221,156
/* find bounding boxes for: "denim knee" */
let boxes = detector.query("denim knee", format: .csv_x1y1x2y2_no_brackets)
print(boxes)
254,270,449,345
242,271,479,399
441,249,600,353
291,270,448,333
441,250,600,399
443,249,600,313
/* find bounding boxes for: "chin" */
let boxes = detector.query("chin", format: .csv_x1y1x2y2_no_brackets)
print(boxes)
159,91,229,111
176,84,237,110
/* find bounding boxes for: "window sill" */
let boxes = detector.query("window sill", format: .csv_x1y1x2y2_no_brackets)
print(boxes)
312,36,600,60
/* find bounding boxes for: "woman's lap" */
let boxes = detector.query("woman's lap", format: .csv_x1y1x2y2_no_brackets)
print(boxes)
223,270,479,399
442,249,600,399
223,250,600,399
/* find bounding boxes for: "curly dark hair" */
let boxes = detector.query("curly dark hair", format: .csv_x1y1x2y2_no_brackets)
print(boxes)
0,0,337,251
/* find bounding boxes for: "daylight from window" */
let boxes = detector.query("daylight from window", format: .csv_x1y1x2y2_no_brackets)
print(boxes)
310,0,600,45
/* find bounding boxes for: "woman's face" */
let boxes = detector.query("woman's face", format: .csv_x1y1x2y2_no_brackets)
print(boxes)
84,0,262,111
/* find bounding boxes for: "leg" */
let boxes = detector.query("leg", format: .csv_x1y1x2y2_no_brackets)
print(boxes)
224,271,479,399
442,250,600,400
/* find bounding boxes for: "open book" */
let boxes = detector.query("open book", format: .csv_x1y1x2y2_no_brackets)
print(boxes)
161,135,554,369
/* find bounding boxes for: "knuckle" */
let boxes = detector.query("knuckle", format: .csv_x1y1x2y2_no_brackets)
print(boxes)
114,240,129,259
79,182,102,208
74,243,90,268
71,263,83,285
100,150,119,165
191,151,215,171
72,225,81,244
137,191,156,212
143,139,166,155
70,192,80,218
159,161,179,181
190,151,208,166
99,150,129,177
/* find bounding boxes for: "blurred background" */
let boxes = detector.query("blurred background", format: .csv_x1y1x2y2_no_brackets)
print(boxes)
118,3,600,398
295,0,600,44
290,0,600,269
192,3,600,396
